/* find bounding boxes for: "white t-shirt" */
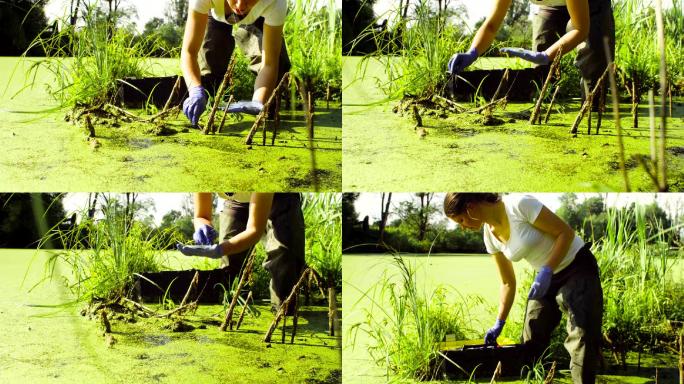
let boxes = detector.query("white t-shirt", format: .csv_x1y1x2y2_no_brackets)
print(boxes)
189,0,287,27
531,0,567,7
483,194,584,273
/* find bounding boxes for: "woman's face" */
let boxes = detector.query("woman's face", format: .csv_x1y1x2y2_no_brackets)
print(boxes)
227,0,259,16
448,205,484,231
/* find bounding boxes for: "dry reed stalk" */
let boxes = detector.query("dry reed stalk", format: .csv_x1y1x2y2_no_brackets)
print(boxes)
264,268,311,343
655,0,667,191
530,49,562,124
204,56,237,134
604,37,631,191
570,66,609,134
246,73,290,145
220,249,256,331
161,75,181,113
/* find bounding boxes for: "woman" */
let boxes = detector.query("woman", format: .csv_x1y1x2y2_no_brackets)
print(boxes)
448,0,614,104
181,0,290,126
443,193,603,383
177,193,306,313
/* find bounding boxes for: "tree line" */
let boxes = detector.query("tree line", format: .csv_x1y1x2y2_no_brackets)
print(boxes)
343,193,682,254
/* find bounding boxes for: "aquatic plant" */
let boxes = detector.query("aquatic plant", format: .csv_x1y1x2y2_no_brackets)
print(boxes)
348,256,479,381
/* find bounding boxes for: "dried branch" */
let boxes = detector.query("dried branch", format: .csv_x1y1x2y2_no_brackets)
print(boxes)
246,73,290,145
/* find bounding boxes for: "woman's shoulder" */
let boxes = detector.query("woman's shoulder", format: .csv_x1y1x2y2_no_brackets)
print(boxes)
503,194,543,221
189,0,213,13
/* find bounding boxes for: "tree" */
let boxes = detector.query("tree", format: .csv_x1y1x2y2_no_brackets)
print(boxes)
0,0,48,56
342,193,360,246
394,193,437,241
0,193,66,248
378,193,392,244
165,0,188,27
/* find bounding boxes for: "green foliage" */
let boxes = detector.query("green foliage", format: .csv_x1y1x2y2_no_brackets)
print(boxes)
23,8,166,108
349,256,478,381
355,0,470,99
0,193,67,249
37,200,177,303
302,193,342,289
0,0,49,56
284,0,342,97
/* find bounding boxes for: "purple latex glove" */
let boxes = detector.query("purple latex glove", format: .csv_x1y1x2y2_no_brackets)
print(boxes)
500,47,551,65
528,265,553,299
484,318,505,346
182,85,208,126
176,243,223,259
193,223,217,245
448,47,478,75
224,100,263,115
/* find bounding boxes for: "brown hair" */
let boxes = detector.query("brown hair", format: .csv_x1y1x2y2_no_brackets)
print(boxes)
443,193,501,217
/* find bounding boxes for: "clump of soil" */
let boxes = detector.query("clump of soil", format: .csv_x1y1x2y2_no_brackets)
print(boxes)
477,114,505,126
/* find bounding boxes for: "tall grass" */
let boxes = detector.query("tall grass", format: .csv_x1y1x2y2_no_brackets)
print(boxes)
22,7,164,108
284,0,342,102
594,204,683,351
302,193,342,288
348,256,479,381
353,0,469,100
35,199,176,303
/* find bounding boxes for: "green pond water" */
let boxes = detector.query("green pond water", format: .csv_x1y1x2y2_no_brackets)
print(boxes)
342,56,684,192
342,254,681,383
0,249,341,383
0,57,341,191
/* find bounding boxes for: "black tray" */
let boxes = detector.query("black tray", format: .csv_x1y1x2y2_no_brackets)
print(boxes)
445,67,547,102
133,268,237,304
436,342,530,379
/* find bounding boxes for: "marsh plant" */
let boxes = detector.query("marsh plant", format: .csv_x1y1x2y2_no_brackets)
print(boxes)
353,0,469,100
348,256,480,381
34,199,176,304
592,205,683,362
284,0,342,106
22,6,165,109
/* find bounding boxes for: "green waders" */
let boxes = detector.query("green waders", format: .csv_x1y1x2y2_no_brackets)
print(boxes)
218,193,306,312
532,0,615,107
523,244,603,383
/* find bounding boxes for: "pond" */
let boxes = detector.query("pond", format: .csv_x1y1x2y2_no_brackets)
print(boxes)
342,253,682,383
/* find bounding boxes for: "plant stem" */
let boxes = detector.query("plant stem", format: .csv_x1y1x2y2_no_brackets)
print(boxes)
604,37,631,191
543,86,560,124
489,361,502,383
246,72,290,145
161,75,181,113
328,285,337,336
235,290,252,330
264,268,311,343
543,361,557,383
307,92,319,191
649,90,657,163
220,249,256,331
530,49,561,125
290,293,300,343
271,91,281,145
655,0,667,191
570,66,609,135
177,270,199,313
216,95,234,134
204,56,237,135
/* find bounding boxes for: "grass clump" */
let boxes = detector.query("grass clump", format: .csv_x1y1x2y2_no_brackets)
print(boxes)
284,0,342,104
35,199,175,303
23,8,164,109
348,256,477,381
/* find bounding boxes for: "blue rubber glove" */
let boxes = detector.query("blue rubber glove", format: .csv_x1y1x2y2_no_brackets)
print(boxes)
193,224,217,245
448,47,478,75
182,85,208,126
484,319,505,346
500,47,550,65
224,100,263,115
176,243,223,259
528,265,553,299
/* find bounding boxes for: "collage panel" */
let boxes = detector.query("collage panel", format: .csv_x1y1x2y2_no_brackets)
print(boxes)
0,192,341,382
0,0,341,192
342,192,684,383
342,0,684,192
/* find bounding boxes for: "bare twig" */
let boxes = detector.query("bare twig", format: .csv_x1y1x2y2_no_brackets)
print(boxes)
464,97,507,115
530,48,562,124
121,297,156,316
235,290,253,330
246,72,290,145
597,81,606,134
543,361,557,384
161,75,182,113
543,85,560,124
328,286,337,336
104,103,179,123
220,249,256,331
290,293,299,344
204,56,237,134
487,69,510,116
604,38,631,191
178,271,199,313
216,95,234,134
271,91,281,145
264,268,311,343
570,65,609,135
434,95,466,112
489,361,502,383
160,301,198,318
649,90,657,163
